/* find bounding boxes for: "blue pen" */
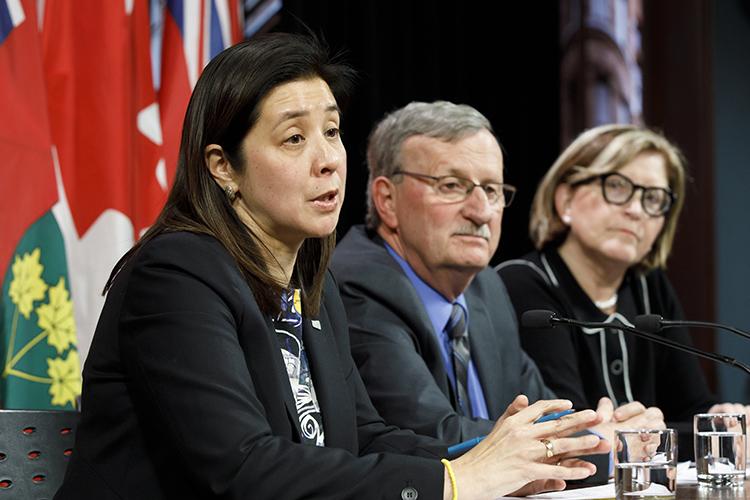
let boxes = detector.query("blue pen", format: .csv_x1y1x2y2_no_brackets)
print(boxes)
534,409,575,424
447,436,485,458
446,409,575,458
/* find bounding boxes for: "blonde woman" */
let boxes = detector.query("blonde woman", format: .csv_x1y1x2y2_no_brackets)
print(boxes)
498,124,745,457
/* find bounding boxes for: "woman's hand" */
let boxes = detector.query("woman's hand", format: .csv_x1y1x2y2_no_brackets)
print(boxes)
709,403,750,448
591,397,665,440
709,402,750,419
585,398,665,476
443,398,609,499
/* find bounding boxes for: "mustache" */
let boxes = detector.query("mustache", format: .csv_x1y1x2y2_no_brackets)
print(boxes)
454,224,491,240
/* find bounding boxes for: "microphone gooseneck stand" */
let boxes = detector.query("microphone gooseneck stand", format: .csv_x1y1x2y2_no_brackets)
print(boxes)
521,310,750,377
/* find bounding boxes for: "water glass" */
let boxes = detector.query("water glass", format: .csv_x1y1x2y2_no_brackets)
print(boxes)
694,412,746,487
614,428,677,499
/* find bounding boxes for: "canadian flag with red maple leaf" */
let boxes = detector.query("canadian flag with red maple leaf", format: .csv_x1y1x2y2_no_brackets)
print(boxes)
0,0,242,409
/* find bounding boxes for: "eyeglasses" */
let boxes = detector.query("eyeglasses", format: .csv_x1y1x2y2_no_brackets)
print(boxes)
571,171,675,217
393,170,517,207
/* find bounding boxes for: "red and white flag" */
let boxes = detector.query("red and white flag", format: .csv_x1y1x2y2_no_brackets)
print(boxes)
1,0,243,409
0,0,80,409
160,0,243,185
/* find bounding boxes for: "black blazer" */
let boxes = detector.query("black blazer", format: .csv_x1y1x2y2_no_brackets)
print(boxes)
498,248,718,460
55,232,444,500
330,226,557,444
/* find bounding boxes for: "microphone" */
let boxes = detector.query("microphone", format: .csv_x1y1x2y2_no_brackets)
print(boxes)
521,309,750,376
634,314,750,341
522,309,560,329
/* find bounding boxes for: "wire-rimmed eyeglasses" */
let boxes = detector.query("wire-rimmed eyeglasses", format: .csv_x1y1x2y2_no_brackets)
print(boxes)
393,170,516,207
571,171,675,217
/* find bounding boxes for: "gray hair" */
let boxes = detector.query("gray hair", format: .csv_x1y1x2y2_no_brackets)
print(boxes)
365,101,495,229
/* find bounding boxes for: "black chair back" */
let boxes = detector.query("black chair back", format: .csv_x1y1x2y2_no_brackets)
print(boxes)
0,410,78,499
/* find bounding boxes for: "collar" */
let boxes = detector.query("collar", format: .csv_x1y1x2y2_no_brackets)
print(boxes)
384,243,469,334
542,247,640,320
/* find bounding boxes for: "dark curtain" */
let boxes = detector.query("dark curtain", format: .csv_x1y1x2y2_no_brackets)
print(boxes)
274,1,561,264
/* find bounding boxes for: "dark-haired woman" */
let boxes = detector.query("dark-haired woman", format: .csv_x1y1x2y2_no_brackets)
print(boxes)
55,33,607,500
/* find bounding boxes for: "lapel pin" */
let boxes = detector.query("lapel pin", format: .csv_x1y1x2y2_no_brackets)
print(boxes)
311,319,322,330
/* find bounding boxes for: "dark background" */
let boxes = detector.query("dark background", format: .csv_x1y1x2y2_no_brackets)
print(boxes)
276,1,561,264
272,0,750,398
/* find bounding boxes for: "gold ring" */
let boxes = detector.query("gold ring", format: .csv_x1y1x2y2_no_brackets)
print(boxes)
540,438,555,458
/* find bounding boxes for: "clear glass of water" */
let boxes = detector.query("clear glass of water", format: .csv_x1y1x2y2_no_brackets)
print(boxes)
614,428,677,499
694,412,746,487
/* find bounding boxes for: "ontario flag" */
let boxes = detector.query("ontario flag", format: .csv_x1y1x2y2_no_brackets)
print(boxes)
0,0,80,410
0,0,243,410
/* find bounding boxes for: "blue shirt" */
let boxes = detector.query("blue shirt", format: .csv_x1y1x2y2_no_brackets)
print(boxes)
386,244,613,474
385,244,489,419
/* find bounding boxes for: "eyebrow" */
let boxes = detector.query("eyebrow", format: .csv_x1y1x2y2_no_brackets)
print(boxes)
441,167,503,184
276,104,341,125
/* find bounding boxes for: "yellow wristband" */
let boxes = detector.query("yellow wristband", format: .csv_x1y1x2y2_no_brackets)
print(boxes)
441,458,458,500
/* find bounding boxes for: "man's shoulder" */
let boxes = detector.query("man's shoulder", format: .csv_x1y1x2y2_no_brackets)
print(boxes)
465,267,514,308
331,226,425,321
471,266,508,291
332,225,401,280
334,225,380,256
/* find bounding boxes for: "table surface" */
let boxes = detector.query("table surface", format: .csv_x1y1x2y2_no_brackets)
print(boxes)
676,480,750,499
553,478,750,499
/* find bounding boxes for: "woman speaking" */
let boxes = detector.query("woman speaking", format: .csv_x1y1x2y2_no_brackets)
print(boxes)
55,33,606,499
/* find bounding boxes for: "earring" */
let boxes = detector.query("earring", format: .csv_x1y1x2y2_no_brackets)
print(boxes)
224,185,236,202
561,213,572,225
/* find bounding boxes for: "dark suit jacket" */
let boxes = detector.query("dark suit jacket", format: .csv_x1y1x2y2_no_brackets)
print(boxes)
330,226,557,444
55,232,444,500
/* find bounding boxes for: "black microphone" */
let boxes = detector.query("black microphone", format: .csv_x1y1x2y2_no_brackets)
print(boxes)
522,309,560,329
634,314,750,341
521,309,750,376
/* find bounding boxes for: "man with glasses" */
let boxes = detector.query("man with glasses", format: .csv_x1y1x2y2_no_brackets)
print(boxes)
331,103,661,478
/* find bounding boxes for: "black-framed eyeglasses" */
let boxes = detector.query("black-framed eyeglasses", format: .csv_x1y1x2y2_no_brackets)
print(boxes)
393,170,517,207
571,171,675,217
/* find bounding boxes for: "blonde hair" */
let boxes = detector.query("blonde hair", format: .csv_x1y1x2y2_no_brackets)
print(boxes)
530,124,686,271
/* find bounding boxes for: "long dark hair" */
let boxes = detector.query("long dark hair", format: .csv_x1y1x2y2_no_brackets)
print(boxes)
106,32,355,316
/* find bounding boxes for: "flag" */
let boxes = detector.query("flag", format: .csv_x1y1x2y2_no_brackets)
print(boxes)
40,0,166,368
0,0,243,410
0,0,80,409
159,0,243,185
39,0,242,373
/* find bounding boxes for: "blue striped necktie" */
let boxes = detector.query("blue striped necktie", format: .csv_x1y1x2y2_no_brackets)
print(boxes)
446,303,472,416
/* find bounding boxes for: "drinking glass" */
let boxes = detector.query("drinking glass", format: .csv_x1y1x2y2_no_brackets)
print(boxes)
694,412,746,487
614,428,677,499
